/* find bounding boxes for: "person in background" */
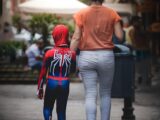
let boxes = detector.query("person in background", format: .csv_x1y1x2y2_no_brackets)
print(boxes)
25,34,44,72
129,16,151,85
37,25,76,120
0,24,3,40
70,0,123,119
2,22,14,40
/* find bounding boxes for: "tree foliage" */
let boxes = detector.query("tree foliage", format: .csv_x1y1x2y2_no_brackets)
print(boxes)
29,14,74,45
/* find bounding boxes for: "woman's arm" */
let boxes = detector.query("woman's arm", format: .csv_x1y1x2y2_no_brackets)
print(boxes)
114,21,123,41
70,25,82,51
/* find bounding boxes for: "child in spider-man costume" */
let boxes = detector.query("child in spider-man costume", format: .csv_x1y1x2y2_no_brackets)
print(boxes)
37,25,76,120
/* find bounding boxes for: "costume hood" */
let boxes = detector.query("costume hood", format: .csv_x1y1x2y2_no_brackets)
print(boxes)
52,24,69,47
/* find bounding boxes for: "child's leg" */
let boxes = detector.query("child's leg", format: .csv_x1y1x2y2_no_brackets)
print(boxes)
56,80,70,120
43,80,58,120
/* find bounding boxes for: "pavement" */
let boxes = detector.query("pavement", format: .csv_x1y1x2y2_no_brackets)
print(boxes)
0,58,160,120
0,80,160,120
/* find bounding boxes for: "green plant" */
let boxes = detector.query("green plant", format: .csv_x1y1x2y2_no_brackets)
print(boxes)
60,19,75,34
29,14,75,45
0,41,26,57
29,14,60,44
12,14,21,27
79,0,90,5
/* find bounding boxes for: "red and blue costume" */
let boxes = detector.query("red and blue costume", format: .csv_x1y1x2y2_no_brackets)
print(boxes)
37,25,76,120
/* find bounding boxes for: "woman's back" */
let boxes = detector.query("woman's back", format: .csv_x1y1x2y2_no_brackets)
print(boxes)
74,5,121,50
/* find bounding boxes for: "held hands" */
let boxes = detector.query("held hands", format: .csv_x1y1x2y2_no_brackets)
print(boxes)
37,88,43,99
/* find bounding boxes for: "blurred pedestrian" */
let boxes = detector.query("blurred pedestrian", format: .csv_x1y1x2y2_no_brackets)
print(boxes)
37,25,76,120
70,0,123,119
0,23,3,40
25,34,44,72
2,22,14,40
129,16,151,85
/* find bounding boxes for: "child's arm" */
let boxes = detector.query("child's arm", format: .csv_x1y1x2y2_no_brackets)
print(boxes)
37,51,50,99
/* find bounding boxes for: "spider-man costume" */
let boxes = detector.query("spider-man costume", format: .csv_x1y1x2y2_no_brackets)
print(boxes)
37,25,76,120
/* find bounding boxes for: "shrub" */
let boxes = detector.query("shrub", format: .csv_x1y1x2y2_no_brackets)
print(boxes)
0,40,26,58
29,14,75,45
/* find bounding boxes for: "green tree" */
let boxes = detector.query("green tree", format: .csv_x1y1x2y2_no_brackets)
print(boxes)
29,14,59,45
12,14,21,27
29,14,75,45
80,0,90,5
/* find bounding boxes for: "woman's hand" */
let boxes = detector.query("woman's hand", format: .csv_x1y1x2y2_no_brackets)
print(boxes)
70,25,82,51
37,88,43,99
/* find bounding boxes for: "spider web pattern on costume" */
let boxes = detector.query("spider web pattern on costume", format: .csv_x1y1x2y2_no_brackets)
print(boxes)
50,50,72,77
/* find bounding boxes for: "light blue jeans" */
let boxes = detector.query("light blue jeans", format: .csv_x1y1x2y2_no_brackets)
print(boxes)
78,50,115,120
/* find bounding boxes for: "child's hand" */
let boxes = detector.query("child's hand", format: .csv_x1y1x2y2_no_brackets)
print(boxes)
37,88,43,99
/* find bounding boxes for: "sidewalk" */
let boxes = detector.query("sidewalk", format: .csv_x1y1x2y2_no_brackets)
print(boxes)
0,82,160,120
0,60,160,120
133,66,160,120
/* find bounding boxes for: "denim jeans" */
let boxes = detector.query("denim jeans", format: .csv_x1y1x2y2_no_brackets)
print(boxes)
31,61,42,72
78,50,115,120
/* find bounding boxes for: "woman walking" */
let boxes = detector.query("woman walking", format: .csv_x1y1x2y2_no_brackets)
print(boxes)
70,0,123,120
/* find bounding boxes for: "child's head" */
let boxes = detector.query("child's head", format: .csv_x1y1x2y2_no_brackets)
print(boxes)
52,24,69,47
